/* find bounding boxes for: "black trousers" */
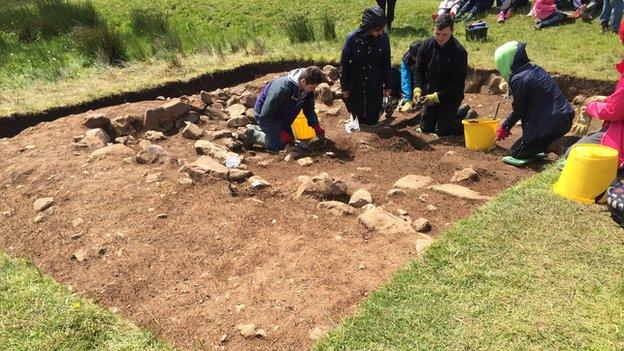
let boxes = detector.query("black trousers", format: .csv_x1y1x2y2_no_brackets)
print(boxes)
420,99,464,136
376,0,397,29
500,0,529,12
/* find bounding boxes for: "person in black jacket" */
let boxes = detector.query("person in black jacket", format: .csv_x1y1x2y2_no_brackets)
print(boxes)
413,14,468,137
376,0,397,31
340,5,392,126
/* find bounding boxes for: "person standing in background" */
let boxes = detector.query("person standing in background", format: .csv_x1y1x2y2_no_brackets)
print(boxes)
376,0,397,31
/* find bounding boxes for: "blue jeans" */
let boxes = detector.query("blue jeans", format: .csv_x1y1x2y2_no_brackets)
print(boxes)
600,0,624,31
537,12,567,28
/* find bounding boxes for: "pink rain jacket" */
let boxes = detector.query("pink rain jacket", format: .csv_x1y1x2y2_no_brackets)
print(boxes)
534,0,557,20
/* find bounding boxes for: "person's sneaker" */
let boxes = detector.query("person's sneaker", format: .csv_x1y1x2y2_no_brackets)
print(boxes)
534,23,542,30
243,127,257,149
601,21,609,33
498,11,506,23
504,9,513,19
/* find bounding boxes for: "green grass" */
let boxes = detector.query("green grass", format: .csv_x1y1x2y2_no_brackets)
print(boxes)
315,167,624,350
0,0,622,116
0,252,176,351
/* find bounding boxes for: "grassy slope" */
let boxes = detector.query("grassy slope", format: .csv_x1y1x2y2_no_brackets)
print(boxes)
0,252,176,351
1,0,621,116
316,167,624,351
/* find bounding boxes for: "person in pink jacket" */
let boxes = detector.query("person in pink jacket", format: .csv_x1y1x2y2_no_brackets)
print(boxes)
568,24,624,168
534,0,567,29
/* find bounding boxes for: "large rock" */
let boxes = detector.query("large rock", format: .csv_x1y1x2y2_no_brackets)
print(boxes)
162,98,191,119
180,156,251,181
240,92,258,108
188,96,206,112
318,201,356,216
349,189,373,208
295,173,347,199
215,137,243,152
33,197,54,212
451,167,478,183
210,130,234,141
427,184,491,200
182,123,204,140
481,74,505,95
393,175,435,192
194,140,230,160
79,128,110,150
144,130,167,142
464,72,485,94
111,114,143,136
323,65,340,81
90,144,135,158
135,145,175,165
412,218,431,233
200,90,213,105
358,207,415,235
226,104,247,118
316,83,334,105
226,115,249,128
144,107,173,131
83,112,110,129
204,106,228,121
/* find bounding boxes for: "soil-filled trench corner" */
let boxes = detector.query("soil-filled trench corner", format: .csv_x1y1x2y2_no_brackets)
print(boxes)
0,71,548,351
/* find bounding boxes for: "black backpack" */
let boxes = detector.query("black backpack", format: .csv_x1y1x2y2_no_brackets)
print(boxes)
606,179,624,227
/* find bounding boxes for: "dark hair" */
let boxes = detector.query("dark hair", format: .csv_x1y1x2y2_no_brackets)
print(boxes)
300,66,327,85
435,13,454,31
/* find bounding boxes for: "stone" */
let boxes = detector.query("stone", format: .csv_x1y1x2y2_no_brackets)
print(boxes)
162,98,191,119
323,65,340,81
258,160,274,168
144,130,167,142
194,140,229,160
204,106,228,120
326,106,342,116
144,107,173,131
248,176,271,189
358,207,416,235
415,234,435,253
295,173,347,199
397,209,408,216
427,184,492,200
156,213,167,219
240,92,258,108
182,111,201,125
71,248,88,262
200,90,213,105
228,169,253,182
33,197,54,212
80,128,110,150
215,137,243,152
210,130,233,141
255,329,267,338
72,218,84,227
418,193,430,202
135,145,176,165
156,96,166,100
297,157,314,167
349,189,373,208
182,123,204,140
464,72,485,94
145,172,163,183
237,324,257,338
451,167,478,183
393,175,435,192
83,112,110,129
412,218,431,233
387,188,407,198
226,104,247,118
573,94,588,105
111,115,142,136
225,96,239,107
115,135,136,145
138,139,152,150
188,96,206,112
90,144,134,158
34,214,45,223
180,156,230,180
427,204,438,212
318,201,356,216
178,177,193,185
316,83,334,105
226,115,249,128
481,74,505,95
362,203,376,211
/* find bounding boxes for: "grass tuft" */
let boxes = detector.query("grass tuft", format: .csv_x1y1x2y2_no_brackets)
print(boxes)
283,13,316,44
320,14,337,41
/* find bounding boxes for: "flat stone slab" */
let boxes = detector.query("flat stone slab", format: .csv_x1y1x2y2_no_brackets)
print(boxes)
427,184,491,200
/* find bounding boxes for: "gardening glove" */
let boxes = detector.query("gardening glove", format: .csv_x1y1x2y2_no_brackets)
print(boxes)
495,125,511,141
585,95,607,104
420,92,440,107
571,107,592,137
412,87,422,103
279,130,294,145
399,99,414,113
311,124,325,139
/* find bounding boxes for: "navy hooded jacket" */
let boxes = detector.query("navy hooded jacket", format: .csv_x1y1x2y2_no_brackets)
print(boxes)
501,43,574,143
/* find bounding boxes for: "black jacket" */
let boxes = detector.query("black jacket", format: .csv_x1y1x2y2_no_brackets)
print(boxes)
414,36,468,103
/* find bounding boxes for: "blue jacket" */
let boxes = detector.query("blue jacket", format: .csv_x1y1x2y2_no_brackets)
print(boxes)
254,68,319,134
400,41,421,100
501,43,574,143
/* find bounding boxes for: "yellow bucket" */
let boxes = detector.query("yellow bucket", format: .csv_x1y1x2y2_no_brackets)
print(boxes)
553,144,618,204
291,112,316,141
462,119,500,151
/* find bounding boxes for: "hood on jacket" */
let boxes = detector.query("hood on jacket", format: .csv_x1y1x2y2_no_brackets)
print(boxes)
357,5,387,35
403,41,422,66
495,41,530,82
287,68,307,98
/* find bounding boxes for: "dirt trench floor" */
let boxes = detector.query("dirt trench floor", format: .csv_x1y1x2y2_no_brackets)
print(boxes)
0,73,543,351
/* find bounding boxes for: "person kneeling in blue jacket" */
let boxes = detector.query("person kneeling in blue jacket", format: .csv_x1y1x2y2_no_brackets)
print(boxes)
244,66,327,152
494,41,574,159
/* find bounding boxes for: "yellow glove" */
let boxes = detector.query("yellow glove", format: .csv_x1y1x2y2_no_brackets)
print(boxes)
412,88,422,102
585,95,607,104
570,107,592,137
420,92,440,107
399,100,414,113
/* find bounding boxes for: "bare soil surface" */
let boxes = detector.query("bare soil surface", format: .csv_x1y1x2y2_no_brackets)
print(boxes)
0,72,541,350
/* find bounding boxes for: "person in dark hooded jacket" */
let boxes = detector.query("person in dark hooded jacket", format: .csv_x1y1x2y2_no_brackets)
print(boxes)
413,14,468,137
244,66,327,152
494,41,574,159
340,5,392,126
